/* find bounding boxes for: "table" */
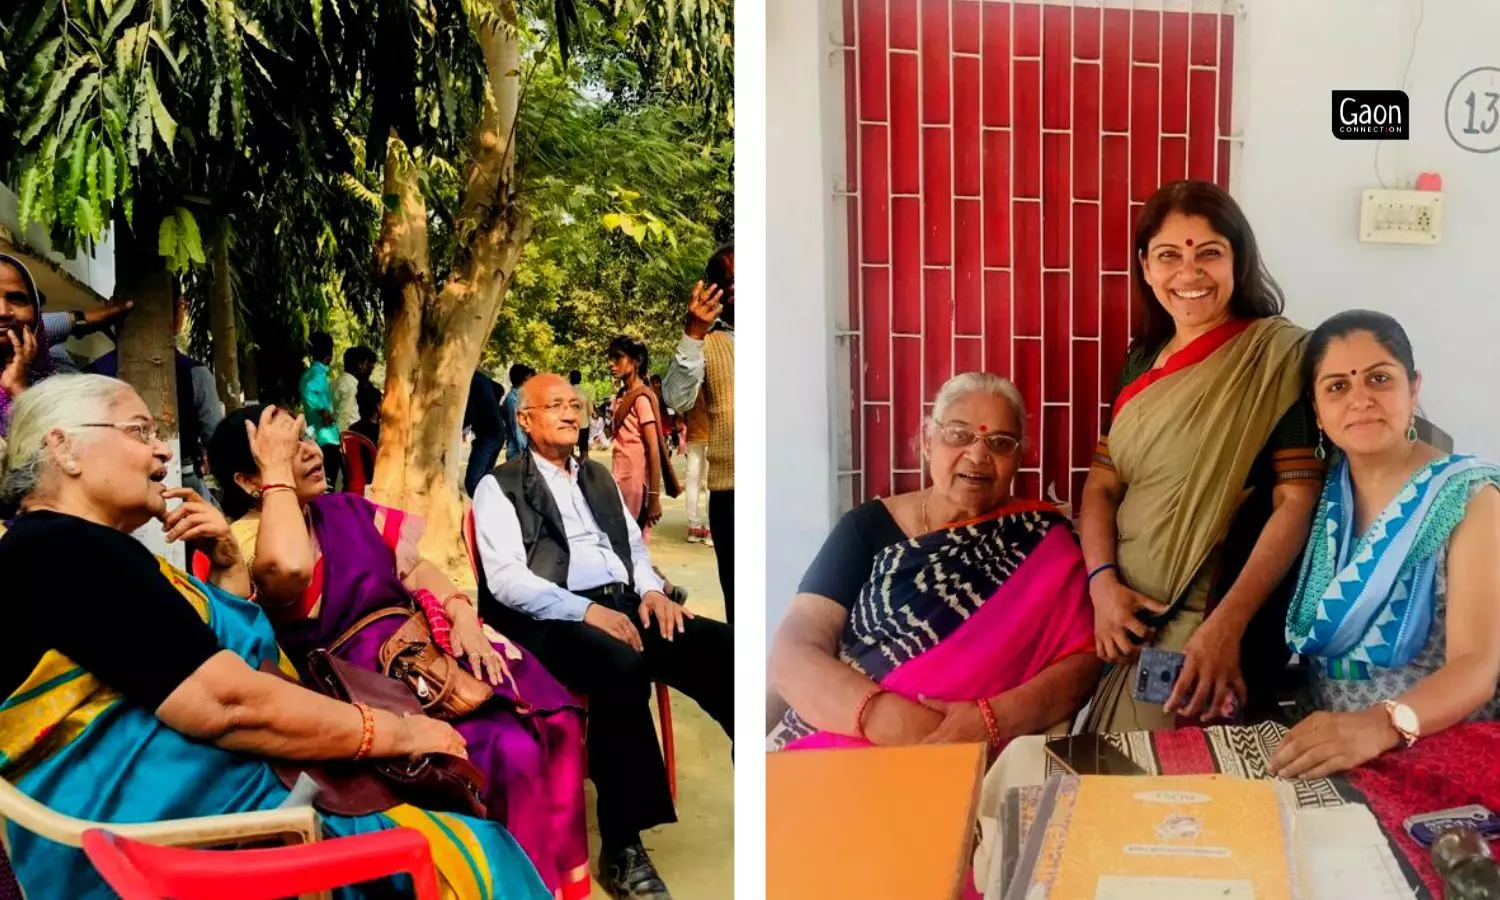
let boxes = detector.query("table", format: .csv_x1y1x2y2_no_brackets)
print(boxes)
767,742,986,900
972,726,1428,900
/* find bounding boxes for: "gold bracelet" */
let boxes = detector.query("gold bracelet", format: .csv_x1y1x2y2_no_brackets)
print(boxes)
352,702,375,760
441,590,475,607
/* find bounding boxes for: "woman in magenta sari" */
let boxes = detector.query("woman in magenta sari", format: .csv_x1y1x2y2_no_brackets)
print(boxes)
208,405,591,900
767,373,1100,753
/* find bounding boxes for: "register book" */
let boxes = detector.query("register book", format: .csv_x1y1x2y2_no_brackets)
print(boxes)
1005,774,1301,900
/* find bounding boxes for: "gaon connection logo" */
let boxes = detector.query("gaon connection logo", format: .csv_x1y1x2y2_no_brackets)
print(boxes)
1333,90,1410,140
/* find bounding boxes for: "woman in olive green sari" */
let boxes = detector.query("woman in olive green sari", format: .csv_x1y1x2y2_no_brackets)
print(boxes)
1080,180,1323,732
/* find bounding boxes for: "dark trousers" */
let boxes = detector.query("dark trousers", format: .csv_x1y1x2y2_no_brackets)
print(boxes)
319,444,344,493
482,592,733,846
708,490,734,624
465,431,505,497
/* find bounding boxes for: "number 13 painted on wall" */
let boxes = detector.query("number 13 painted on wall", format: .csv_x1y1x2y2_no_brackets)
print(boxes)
1447,67,1500,153
1462,90,1500,135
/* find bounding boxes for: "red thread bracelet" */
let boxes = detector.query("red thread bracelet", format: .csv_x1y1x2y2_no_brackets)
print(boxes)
853,686,886,740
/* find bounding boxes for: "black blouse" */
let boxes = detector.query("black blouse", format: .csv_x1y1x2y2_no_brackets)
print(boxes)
0,511,223,710
798,500,908,611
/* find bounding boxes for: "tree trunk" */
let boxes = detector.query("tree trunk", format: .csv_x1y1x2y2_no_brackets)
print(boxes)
208,221,243,410
371,0,530,587
114,215,184,567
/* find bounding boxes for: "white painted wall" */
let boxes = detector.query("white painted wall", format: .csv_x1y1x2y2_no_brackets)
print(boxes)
765,0,846,648
0,182,117,299
767,0,1500,644
1236,0,1500,456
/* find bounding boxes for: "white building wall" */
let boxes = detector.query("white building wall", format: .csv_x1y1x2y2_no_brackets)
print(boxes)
765,0,847,649
1235,0,1500,457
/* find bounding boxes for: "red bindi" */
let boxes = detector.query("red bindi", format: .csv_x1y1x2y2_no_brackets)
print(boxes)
1184,238,1194,247
977,424,989,433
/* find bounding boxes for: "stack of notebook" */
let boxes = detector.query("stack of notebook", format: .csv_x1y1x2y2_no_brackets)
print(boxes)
990,774,1303,900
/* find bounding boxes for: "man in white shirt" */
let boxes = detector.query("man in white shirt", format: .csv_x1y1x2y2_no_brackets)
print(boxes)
472,372,732,900
334,346,370,433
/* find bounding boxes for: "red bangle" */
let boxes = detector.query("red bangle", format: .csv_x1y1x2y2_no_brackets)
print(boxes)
853,687,886,740
352,702,375,760
259,482,297,498
976,698,1003,749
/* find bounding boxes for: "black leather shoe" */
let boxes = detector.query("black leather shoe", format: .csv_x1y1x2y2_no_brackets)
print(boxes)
599,843,672,899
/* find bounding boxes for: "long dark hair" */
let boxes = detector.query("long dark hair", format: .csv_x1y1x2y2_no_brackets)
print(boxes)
207,405,270,519
1131,180,1285,349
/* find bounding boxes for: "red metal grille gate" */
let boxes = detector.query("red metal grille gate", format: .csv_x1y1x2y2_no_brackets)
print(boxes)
839,0,1238,509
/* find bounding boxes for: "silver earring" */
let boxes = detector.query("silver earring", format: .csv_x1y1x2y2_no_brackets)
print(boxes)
1314,431,1327,462
1407,420,1418,443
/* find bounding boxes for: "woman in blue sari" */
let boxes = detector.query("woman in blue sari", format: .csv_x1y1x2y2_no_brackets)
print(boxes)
1271,312,1500,779
0,374,549,900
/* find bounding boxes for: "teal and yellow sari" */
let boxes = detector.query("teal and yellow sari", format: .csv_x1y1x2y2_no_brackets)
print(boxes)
0,557,550,900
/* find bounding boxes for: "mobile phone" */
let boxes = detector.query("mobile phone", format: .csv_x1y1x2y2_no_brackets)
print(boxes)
1404,805,1500,846
1043,734,1146,776
1133,648,1187,705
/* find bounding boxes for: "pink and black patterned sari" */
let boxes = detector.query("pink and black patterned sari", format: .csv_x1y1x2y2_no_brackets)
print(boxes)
769,501,1096,752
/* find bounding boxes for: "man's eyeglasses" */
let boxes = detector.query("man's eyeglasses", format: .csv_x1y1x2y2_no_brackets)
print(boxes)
933,422,1021,457
82,420,160,445
524,400,585,416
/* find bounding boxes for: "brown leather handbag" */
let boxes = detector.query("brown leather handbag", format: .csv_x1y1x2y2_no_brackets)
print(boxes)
329,606,495,720
260,655,488,818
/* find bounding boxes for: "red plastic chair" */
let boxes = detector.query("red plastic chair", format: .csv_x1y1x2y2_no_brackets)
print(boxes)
340,431,378,495
82,826,439,900
462,505,677,803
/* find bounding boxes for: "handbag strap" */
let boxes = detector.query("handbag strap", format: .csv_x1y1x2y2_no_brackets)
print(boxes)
328,606,419,656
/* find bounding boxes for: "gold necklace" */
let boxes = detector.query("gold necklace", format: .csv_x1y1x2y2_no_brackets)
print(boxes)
921,489,933,533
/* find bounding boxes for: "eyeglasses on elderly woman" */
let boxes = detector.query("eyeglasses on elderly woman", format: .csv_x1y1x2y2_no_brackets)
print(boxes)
932,421,1021,457
80,419,160,445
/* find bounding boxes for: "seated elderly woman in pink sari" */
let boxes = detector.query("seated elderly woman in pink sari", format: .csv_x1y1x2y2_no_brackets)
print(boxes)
208,405,590,900
768,372,1101,753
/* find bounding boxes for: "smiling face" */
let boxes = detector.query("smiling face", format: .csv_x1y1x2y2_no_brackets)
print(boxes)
923,390,1022,515
1139,212,1236,335
54,388,174,529
1311,330,1420,459
0,260,38,362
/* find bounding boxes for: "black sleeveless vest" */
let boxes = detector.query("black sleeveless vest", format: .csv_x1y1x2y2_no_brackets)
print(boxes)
482,452,636,598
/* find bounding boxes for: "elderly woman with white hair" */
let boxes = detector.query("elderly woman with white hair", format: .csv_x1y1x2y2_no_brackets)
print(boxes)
0,375,550,900
768,372,1100,753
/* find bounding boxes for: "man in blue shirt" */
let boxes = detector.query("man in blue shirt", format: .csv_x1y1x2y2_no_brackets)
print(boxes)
503,362,533,460
299,331,343,490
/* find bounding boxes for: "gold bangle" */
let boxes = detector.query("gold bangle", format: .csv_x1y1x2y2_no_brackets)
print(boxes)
352,702,375,760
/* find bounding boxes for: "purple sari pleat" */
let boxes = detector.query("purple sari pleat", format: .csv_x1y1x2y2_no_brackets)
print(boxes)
286,493,590,898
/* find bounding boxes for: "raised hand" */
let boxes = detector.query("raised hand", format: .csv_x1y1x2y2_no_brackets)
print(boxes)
160,486,241,570
245,406,306,480
684,280,724,340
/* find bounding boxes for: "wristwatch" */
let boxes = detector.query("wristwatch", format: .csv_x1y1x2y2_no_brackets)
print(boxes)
1381,700,1421,747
